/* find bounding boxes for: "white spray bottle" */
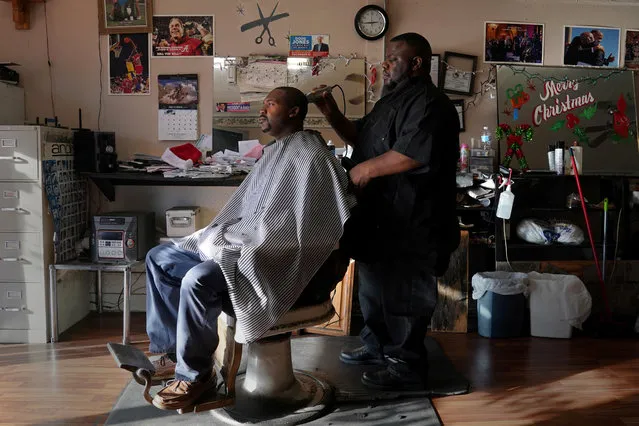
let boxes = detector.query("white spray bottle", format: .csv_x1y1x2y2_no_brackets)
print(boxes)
496,171,515,220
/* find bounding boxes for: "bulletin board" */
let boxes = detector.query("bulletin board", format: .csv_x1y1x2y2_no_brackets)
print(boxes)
496,65,638,173
213,55,366,128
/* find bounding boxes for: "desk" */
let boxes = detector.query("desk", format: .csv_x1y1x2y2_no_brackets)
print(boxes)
84,171,245,201
49,261,140,344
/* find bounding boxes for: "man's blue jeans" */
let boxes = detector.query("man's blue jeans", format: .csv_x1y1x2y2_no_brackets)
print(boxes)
145,244,228,382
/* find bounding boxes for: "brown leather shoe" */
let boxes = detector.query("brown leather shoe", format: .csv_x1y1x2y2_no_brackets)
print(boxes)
151,354,176,381
152,374,217,411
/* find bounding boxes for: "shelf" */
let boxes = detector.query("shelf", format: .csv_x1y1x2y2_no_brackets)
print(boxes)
522,207,618,212
512,171,639,179
83,171,245,201
456,206,494,212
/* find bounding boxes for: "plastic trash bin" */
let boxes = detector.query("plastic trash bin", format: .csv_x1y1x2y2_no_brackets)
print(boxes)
528,272,592,339
472,272,529,338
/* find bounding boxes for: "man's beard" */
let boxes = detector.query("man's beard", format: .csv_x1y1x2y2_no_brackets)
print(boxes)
381,80,398,98
259,116,271,133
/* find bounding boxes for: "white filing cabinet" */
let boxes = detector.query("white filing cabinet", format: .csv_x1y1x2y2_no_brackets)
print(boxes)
0,125,89,343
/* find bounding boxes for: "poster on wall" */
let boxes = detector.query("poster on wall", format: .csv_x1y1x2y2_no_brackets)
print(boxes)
98,0,152,34
108,33,150,95
563,26,620,68
624,29,639,69
158,74,199,140
289,35,330,57
484,22,544,65
152,15,214,57
496,65,637,172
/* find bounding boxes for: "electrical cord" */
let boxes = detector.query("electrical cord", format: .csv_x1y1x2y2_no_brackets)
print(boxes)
333,84,346,116
97,29,103,131
116,272,145,312
503,219,514,271
43,0,56,117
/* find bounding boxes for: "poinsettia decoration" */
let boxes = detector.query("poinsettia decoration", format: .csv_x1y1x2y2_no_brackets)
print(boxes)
611,94,630,141
550,103,598,146
496,123,534,171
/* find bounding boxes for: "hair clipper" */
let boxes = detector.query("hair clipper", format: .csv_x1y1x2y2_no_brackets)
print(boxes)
306,86,334,103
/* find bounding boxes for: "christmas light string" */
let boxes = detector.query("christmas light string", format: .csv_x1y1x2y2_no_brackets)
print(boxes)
504,65,625,86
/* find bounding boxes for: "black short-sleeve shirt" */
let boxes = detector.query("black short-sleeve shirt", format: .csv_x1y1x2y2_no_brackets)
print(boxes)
350,75,460,273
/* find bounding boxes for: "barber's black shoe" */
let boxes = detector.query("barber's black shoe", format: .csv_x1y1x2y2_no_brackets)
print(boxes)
339,345,385,365
361,366,426,391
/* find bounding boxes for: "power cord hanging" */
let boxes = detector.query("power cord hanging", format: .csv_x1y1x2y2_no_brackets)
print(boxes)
43,0,56,117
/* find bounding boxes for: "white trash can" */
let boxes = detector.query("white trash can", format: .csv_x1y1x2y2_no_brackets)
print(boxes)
528,272,592,338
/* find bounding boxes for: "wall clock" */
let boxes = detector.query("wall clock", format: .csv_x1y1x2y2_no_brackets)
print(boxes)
354,5,389,41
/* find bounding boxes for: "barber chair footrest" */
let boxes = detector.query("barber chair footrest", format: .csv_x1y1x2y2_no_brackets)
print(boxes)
107,343,156,376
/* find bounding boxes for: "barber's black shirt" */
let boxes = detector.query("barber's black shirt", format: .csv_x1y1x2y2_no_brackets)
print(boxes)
350,75,460,274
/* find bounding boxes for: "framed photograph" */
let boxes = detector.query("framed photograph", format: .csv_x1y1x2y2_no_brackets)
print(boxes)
442,51,477,96
152,15,215,57
563,25,621,68
108,33,150,95
98,0,152,34
484,21,544,65
623,29,639,69
452,99,465,132
430,54,440,87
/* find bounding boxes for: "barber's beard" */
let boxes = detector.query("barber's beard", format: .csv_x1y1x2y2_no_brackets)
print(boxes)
381,81,397,98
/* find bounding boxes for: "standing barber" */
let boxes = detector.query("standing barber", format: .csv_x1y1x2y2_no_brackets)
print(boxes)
313,32,460,390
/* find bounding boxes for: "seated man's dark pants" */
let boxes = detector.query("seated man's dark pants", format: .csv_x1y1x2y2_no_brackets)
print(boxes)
358,258,437,377
146,244,230,382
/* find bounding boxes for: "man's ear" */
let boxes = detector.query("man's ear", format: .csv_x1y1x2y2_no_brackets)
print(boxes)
289,106,300,118
412,56,423,72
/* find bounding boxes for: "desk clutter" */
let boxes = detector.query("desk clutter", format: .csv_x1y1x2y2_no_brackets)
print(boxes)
118,138,262,179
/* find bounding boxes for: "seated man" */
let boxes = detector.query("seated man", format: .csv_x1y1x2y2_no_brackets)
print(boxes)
145,87,356,411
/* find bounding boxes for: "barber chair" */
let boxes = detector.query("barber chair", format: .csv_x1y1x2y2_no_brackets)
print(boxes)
107,249,349,424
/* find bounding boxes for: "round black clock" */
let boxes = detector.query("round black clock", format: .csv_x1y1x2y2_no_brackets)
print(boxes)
354,5,389,41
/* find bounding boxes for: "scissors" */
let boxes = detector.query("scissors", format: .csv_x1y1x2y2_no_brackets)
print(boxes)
240,2,289,46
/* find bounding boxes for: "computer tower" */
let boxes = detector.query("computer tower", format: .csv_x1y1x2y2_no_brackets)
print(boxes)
73,130,117,173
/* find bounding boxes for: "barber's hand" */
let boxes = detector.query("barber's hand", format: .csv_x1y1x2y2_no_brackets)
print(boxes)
606,53,615,63
311,85,340,117
349,163,373,189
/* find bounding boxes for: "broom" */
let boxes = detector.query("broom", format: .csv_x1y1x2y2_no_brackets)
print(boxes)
569,147,612,321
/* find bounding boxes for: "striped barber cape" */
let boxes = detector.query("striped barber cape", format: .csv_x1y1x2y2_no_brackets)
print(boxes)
178,130,356,343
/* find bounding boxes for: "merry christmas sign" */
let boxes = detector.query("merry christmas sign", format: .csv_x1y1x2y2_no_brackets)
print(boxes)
497,65,638,172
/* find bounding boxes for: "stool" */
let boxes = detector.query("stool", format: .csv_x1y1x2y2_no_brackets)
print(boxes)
49,261,140,344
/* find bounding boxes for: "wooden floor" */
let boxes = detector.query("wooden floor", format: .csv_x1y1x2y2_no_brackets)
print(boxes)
0,313,637,425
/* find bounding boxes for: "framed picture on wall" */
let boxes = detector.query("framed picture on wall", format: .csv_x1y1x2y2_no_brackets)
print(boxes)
430,54,440,87
152,16,215,57
452,99,465,132
623,29,639,69
107,33,150,95
442,51,477,96
563,25,621,68
98,0,153,34
484,21,544,65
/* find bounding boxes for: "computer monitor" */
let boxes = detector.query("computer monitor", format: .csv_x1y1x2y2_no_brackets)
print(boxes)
212,128,245,153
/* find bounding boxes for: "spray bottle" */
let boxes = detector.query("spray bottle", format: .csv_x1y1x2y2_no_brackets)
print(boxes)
496,170,515,220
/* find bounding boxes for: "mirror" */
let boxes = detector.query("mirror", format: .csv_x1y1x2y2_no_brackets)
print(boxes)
212,55,366,147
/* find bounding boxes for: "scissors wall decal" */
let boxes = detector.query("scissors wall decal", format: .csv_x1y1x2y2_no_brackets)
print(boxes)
240,2,290,46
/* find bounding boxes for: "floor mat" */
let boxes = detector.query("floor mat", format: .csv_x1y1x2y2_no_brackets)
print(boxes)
105,335,468,425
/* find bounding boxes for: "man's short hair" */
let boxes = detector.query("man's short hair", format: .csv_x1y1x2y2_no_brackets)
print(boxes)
390,32,433,65
274,86,308,121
